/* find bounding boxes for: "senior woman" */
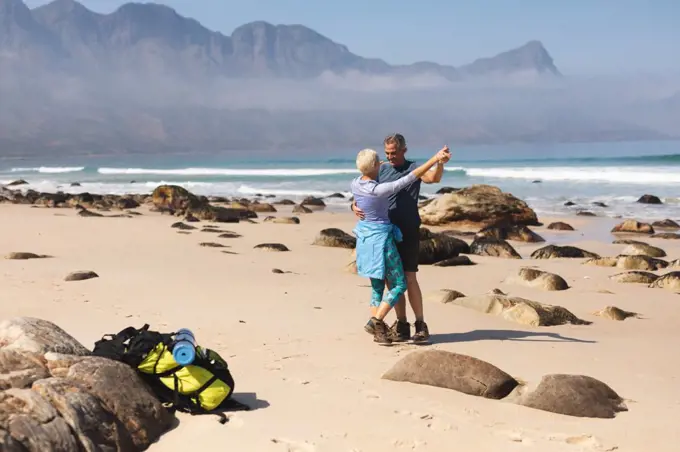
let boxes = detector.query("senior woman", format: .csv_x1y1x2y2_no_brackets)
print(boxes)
350,145,450,345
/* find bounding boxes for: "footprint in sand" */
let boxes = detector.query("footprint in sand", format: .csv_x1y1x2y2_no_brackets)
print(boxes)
360,389,380,400
557,434,617,451
224,414,245,428
270,438,316,452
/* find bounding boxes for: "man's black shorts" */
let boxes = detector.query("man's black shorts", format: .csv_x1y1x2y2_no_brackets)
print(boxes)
396,226,420,273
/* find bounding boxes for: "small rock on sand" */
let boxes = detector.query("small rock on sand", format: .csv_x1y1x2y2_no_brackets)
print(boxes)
254,243,290,252
432,256,475,266
547,222,575,231
531,245,599,259
424,289,466,304
585,255,668,271
593,306,639,321
469,238,521,259
200,242,227,248
651,232,680,239
609,271,659,284
64,271,99,282
4,252,50,260
507,267,569,291
292,204,312,214
218,231,242,239
171,221,196,230
312,228,356,249
263,216,300,224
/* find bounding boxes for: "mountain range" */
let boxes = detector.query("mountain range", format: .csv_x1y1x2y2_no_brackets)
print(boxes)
0,0,677,156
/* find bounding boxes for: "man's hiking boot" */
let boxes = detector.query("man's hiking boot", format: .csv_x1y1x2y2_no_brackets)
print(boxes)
412,320,431,345
370,318,392,346
364,319,375,335
388,320,411,342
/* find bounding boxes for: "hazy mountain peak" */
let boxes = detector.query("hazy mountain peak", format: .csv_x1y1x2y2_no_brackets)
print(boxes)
460,40,560,77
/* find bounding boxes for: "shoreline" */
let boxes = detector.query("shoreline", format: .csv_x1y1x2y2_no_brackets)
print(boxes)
1,191,680,451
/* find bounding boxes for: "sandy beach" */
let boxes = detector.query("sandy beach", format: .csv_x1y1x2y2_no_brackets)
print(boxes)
1,200,679,452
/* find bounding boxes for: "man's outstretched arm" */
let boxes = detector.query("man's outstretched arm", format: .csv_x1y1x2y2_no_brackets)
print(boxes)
421,162,444,184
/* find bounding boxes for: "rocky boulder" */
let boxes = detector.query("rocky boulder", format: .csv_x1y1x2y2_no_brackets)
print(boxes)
609,271,659,284
446,294,590,326
651,232,680,239
0,317,174,451
637,194,662,204
312,228,356,249
511,374,627,419
151,185,204,213
382,350,519,400
292,204,312,214
648,271,680,292
419,228,470,264
476,224,544,243
424,289,466,304
593,306,639,321
530,245,599,259
611,220,654,234
620,242,666,258
432,256,475,267
506,268,569,291
547,222,575,231
254,243,290,252
585,255,668,271
300,197,326,210
418,185,539,228
264,216,300,225
469,238,521,259
652,219,680,230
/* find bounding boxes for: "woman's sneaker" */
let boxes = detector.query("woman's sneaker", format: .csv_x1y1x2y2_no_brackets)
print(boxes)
412,320,431,345
370,318,393,346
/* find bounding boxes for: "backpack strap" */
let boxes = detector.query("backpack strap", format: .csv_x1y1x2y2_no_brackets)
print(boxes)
92,324,149,361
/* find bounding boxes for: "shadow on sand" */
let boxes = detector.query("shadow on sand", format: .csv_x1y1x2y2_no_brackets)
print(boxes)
430,329,596,345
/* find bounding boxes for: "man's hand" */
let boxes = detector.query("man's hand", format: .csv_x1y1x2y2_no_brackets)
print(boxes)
351,201,365,220
437,145,451,163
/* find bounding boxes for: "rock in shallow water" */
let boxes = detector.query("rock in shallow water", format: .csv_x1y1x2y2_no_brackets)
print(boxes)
382,350,519,399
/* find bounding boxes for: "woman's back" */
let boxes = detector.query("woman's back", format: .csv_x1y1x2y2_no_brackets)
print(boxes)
350,172,416,225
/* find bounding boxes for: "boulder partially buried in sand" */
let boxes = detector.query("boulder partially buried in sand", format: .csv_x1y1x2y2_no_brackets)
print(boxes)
418,228,470,264
547,222,575,231
424,289,466,304
446,294,590,326
651,232,680,239
652,219,680,230
585,255,668,271
620,243,666,258
4,252,50,260
476,224,545,243
312,228,356,249
593,306,639,321
648,271,680,292
506,267,569,291
469,237,521,259
254,243,290,252
609,271,659,284
530,245,599,259
382,350,519,400
0,317,175,451
418,185,539,228
64,271,99,282
611,220,654,234
511,374,628,419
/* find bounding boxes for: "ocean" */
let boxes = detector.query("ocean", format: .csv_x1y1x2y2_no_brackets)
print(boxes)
2,140,680,221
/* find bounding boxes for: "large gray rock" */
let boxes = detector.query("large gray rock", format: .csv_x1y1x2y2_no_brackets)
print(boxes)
609,271,659,284
419,228,470,264
620,243,666,258
476,224,545,243
382,350,519,399
0,317,175,451
512,374,627,419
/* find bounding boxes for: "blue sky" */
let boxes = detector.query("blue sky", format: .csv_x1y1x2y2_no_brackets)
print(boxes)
24,0,680,75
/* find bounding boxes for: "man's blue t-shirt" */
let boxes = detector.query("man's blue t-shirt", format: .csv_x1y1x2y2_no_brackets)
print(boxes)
377,159,421,230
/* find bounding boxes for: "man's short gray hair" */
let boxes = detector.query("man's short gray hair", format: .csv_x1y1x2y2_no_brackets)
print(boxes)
383,133,407,150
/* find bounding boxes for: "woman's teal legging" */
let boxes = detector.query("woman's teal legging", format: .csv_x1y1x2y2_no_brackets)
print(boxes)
370,237,407,308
